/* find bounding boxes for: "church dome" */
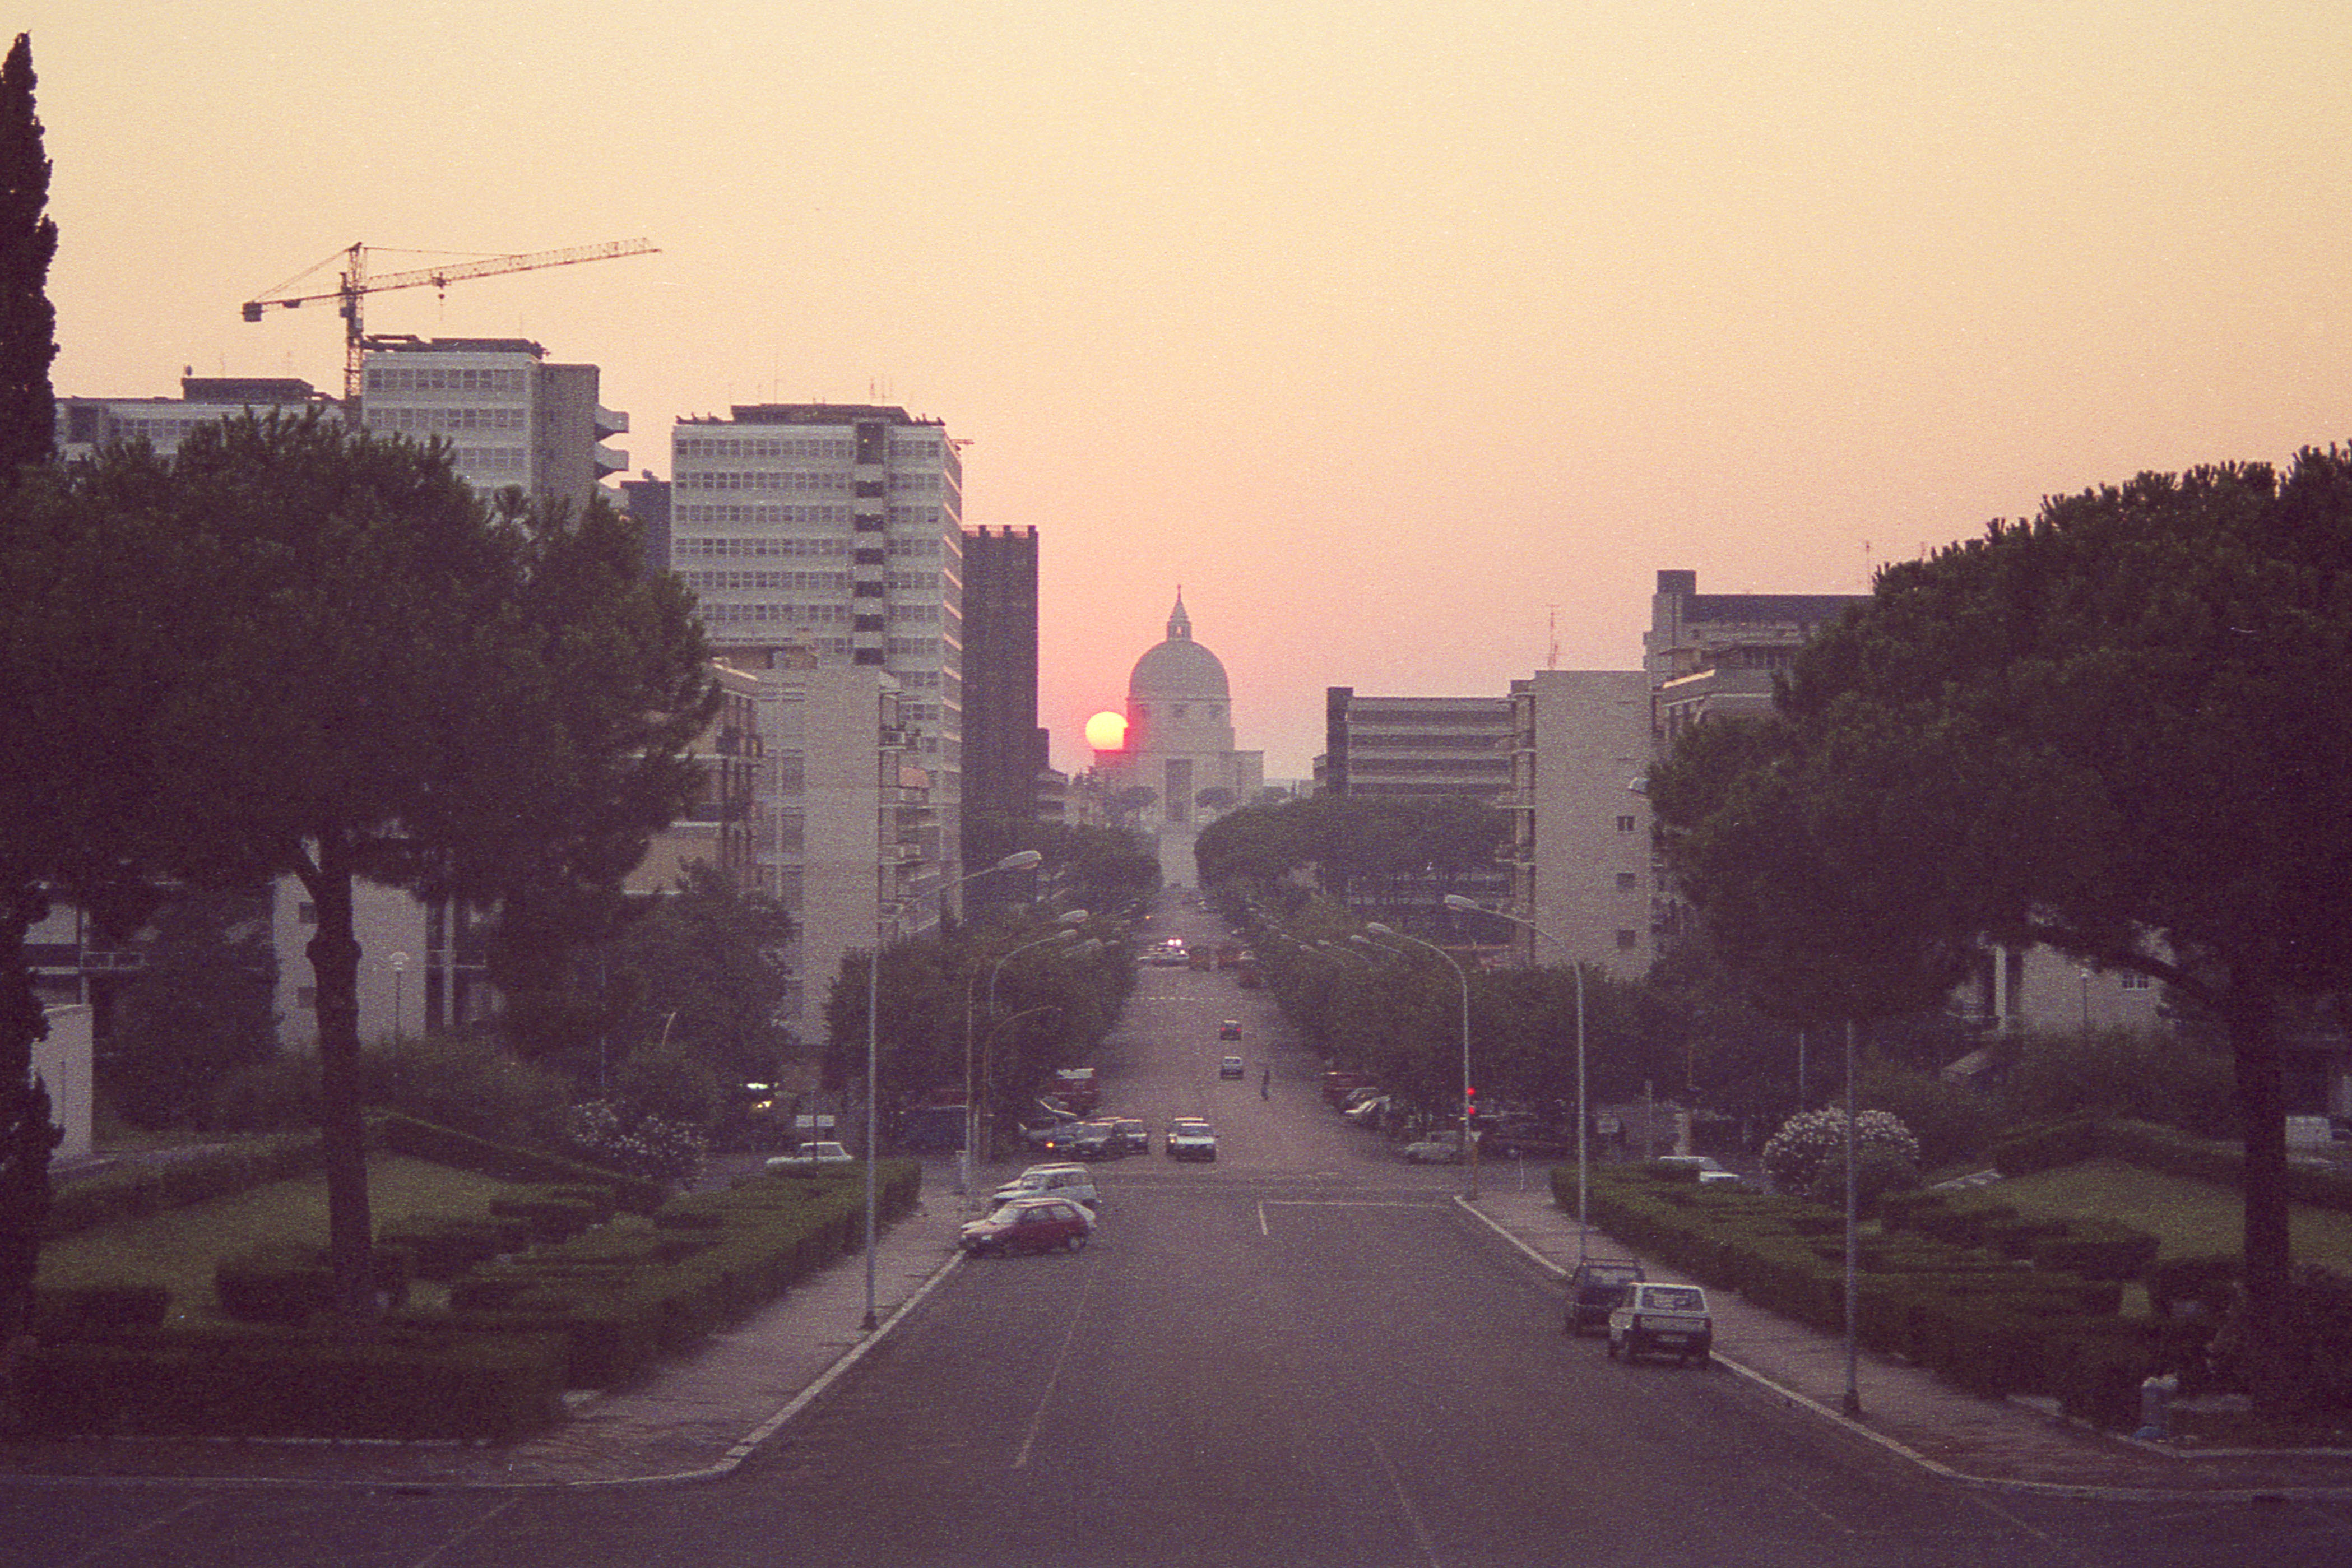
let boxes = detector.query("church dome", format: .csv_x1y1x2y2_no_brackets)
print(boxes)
1128,592,1230,701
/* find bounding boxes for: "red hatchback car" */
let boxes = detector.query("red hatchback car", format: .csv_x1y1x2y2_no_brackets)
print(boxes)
959,1196,1096,1257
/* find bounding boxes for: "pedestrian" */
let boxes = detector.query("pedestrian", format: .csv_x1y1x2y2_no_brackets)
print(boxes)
1260,1066,1270,1100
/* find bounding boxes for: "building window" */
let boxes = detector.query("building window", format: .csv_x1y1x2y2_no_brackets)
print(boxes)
1616,815,1637,833
2119,972,2152,991
1615,930,1638,950
1172,704,1188,719
1615,873,1637,892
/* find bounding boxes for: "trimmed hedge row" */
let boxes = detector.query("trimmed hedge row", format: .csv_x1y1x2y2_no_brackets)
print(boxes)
46,1135,327,1238
411,1161,924,1393
16,1323,565,1441
369,1112,669,1214
1556,1162,2193,1426
1989,1117,2352,1215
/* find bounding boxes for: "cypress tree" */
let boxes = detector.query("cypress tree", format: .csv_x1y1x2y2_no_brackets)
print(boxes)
0,33,55,483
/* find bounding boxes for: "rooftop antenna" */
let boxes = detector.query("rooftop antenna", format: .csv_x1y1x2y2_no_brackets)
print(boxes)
1547,605,1560,669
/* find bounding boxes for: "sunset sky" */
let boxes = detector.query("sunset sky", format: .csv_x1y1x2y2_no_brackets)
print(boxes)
24,2,2352,777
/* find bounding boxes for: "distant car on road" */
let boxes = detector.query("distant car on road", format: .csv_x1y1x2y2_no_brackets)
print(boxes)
1219,1020,1242,1041
992,1163,1100,1209
1145,940,1190,967
1110,1117,1151,1156
1608,1282,1714,1366
764,1141,855,1172
960,1196,1094,1256
1218,1055,1246,1080
1166,1119,1218,1161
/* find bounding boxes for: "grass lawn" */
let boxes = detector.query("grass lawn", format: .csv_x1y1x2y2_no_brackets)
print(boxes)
1940,1156,2352,1272
36,1155,541,1322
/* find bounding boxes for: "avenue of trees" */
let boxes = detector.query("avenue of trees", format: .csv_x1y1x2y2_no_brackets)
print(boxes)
1194,792,1510,918
1650,452,2352,1419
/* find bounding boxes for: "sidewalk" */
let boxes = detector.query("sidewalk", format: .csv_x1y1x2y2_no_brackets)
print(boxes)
1464,1187,2352,1500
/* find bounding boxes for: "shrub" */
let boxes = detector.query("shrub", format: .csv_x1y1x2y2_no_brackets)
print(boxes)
45,1135,325,1238
1998,1028,2237,1138
1802,1143,1924,1218
1761,1108,1920,1194
30,1282,171,1340
562,1099,707,1183
1853,1058,2001,1170
215,1241,412,1323
210,1037,572,1148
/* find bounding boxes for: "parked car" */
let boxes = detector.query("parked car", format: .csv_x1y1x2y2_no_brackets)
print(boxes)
1607,1282,1714,1366
1166,1119,1218,1161
764,1140,856,1172
1564,1259,1645,1336
1042,1120,1126,1161
1653,1153,1742,1185
960,1196,1095,1256
992,1163,1100,1209
1110,1117,1151,1156
1342,1095,1390,1128
1322,1070,1373,1107
1219,1019,1243,1041
1145,940,1190,967
1218,1055,1246,1080
1402,1131,1469,1164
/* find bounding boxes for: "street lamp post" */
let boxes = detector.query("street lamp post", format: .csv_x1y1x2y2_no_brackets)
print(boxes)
1444,894,1586,1260
865,847,1042,1330
970,915,1091,1173
1363,922,1477,1201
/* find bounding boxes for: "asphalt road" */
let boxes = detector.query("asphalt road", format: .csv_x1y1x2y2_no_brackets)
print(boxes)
7,892,2352,1566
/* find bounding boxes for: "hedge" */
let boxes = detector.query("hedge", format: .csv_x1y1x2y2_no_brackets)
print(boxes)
16,1323,565,1440
45,1135,327,1238
29,1282,171,1340
368,1112,668,1214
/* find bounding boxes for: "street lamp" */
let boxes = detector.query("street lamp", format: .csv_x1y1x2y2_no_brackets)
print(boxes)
966,914,1091,1175
1362,922,1478,1201
1445,894,1586,1261
387,952,410,1044
867,847,1042,1328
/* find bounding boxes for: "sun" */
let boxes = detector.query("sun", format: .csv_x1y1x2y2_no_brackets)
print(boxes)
1084,710,1128,750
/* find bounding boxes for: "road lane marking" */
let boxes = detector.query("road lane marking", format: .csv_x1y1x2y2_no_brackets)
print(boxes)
1370,1435,1444,1568
1010,1246,1100,1471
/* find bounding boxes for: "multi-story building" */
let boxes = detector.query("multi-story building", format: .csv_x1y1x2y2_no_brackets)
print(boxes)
1505,671,1655,980
55,377,338,459
359,337,627,513
1322,690,1515,804
1645,569,1866,748
628,660,766,896
959,525,1045,911
741,648,931,1039
1319,689,1514,929
669,403,965,911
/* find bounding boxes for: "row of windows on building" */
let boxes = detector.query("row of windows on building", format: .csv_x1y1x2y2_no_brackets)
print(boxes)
675,436,853,461
368,406,528,433
674,505,855,528
367,365,529,395
683,570,946,595
453,447,527,472
1132,703,1227,721
678,471,852,493
675,535,848,559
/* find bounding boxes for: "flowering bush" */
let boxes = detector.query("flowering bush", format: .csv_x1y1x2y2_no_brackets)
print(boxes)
563,1098,707,1183
1760,1108,1921,1195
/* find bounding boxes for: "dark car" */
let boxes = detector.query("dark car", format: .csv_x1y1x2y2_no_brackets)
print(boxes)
1219,1020,1243,1041
1110,1117,1151,1156
959,1196,1095,1256
1043,1120,1125,1161
1564,1259,1645,1336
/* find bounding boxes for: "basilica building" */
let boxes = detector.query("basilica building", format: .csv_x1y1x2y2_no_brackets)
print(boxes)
1093,593,1264,884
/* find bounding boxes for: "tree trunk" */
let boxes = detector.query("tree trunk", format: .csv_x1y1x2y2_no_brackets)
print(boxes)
2228,981,2295,1419
300,843,377,1323
0,890,59,1428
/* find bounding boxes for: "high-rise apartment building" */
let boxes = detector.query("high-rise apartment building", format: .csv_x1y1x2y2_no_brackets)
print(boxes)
960,525,1044,907
359,338,627,513
669,402,966,910
1506,670,1655,981
1322,690,1515,804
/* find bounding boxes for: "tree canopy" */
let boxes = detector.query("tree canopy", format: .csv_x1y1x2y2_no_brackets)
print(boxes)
1650,450,2352,1417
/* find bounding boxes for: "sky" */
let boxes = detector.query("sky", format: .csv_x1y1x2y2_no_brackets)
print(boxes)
22,2,2352,778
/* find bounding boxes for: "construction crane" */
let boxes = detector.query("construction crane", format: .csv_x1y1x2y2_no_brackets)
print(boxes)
240,238,659,403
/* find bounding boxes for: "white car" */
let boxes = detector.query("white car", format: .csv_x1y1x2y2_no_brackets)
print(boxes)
765,1140,855,1171
1401,1130,1473,1164
991,1163,1101,1209
1165,1119,1218,1162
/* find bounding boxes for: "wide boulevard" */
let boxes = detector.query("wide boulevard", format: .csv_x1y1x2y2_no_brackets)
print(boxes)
5,891,2350,1566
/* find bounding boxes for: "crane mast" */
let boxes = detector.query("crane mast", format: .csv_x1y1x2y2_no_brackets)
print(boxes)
240,238,658,403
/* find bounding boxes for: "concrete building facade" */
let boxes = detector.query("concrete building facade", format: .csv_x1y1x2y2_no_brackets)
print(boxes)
359,337,627,514
1507,670,1656,981
669,403,964,910
959,525,1045,910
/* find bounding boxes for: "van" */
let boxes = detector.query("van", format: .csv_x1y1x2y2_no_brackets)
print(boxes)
992,1163,1101,1209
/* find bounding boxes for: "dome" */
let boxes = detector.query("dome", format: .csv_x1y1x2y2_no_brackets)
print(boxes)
1128,591,1230,701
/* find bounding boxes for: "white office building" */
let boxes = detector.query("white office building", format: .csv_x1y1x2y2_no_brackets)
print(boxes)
360,337,627,513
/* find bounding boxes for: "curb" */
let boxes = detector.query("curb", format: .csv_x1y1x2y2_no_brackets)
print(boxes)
1451,1194,2352,1504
